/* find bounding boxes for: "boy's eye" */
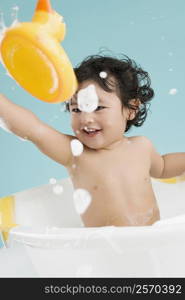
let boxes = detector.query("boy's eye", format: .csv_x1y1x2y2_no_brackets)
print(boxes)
71,106,105,113
72,107,81,113
96,106,105,111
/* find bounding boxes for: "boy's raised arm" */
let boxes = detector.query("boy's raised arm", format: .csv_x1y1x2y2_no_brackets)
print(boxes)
0,93,42,141
0,94,74,166
138,136,164,178
159,153,185,178
148,136,185,178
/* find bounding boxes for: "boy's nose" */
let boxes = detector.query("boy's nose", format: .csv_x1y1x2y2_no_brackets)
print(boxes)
80,112,95,124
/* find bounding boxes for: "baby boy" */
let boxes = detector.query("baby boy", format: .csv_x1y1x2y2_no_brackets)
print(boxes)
1,55,185,227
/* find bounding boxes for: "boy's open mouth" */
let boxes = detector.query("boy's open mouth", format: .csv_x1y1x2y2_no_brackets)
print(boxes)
82,127,102,137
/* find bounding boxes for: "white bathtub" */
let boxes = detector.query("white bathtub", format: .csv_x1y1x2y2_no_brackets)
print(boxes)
1,177,185,277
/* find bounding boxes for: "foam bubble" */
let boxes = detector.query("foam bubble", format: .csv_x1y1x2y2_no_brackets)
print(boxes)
0,118,28,141
0,11,6,33
52,185,63,195
70,139,84,156
60,103,66,112
169,88,178,95
77,84,98,113
0,117,12,133
73,188,91,214
99,71,107,79
10,6,20,27
49,178,57,185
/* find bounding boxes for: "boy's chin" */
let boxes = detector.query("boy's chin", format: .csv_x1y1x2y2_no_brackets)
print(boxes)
77,137,103,150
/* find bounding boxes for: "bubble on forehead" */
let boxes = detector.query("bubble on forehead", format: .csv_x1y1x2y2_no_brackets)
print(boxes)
77,84,99,113
70,139,84,156
73,188,91,214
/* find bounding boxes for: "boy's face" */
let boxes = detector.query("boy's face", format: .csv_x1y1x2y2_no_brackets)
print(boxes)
69,80,130,150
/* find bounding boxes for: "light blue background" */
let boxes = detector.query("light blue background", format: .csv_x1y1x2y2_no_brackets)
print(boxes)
0,0,185,197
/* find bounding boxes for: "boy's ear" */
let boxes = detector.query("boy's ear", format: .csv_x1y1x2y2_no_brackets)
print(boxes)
127,98,141,120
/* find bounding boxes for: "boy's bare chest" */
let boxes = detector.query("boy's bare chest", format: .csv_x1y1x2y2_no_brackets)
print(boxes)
68,146,150,190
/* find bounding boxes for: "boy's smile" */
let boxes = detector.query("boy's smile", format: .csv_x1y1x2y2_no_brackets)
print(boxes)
69,80,130,150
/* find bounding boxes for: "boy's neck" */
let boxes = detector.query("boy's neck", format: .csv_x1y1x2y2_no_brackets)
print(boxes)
97,136,128,153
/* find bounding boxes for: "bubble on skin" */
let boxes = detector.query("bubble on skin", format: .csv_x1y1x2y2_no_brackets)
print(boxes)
70,139,84,156
73,189,91,214
0,117,12,133
99,71,108,79
75,264,93,277
124,207,155,226
0,118,28,141
19,136,28,141
77,84,99,113
49,178,57,185
72,164,76,169
75,130,80,135
169,88,178,95
52,185,63,195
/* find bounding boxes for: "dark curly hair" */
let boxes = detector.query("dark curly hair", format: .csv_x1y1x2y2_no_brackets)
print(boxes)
66,54,154,132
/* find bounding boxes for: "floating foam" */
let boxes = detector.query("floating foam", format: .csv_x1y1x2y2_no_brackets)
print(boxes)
52,185,63,195
49,178,57,185
169,88,178,95
99,71,107,79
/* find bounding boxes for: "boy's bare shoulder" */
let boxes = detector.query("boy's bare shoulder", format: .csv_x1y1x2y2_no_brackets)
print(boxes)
128,135,153,149
129,135,154,153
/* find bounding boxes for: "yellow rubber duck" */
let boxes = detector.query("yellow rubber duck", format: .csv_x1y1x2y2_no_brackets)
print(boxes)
0,0,78,103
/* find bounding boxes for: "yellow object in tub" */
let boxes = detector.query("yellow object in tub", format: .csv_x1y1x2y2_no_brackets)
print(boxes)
158,173,185,184
0,196,17,241
0,0,78,103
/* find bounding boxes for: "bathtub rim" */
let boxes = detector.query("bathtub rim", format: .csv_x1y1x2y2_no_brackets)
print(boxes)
8,223,185,250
